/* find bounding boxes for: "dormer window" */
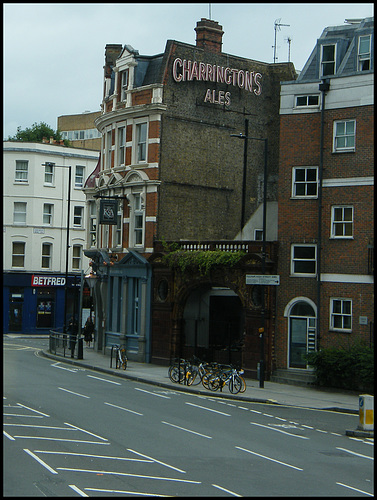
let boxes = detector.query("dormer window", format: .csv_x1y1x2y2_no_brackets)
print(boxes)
121,70,129,100
320,44,336,76
358,35,371,71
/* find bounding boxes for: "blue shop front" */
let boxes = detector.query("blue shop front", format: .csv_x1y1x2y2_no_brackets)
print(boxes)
3,272,81,334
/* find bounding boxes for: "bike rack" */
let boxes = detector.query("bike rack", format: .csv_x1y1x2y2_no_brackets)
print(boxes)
110,344,119,368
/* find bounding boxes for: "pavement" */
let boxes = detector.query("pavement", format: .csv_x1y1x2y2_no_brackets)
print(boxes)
5,334,374,436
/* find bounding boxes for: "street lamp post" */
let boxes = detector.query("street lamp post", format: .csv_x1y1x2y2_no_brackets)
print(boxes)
231,125,268,388
43,162,72,334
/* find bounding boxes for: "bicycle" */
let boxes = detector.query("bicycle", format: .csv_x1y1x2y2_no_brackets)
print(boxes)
115,345,127,370
203,364,245,394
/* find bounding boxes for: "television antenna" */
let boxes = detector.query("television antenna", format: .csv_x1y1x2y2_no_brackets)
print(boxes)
273,18,290,63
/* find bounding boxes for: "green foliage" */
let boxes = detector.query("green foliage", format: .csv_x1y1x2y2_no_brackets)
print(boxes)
306,343,374,393
162,248,246,276
7,121,70,146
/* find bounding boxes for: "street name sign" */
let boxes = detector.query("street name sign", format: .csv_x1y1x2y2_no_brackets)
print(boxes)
246,275,280,285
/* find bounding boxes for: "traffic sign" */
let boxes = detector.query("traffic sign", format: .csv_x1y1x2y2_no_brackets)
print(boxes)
246,275,280,285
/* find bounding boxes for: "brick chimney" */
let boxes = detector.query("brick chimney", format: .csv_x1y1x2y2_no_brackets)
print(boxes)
195,18,224,53
104,44,122,78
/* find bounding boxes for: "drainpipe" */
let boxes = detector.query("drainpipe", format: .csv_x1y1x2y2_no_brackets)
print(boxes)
317,78,330,350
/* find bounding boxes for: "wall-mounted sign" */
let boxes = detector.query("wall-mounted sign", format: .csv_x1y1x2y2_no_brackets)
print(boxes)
99,199,118,225
246,275,280,285
172,57,263,107
32,275,66,287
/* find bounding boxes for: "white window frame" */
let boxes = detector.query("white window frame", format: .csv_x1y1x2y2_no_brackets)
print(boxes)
15,160,28,183
44,163,54,185
295,95,320,107
129,192,144,248
135,121,148,164
113,208,123,248
72,245,82,270
75,165,85,188
73,206,84,227
291,244,317,276
43,203,53,225
89,202,97,247
106,129,112,169
13,202,27,224
320,43,336,76
331,205,353,239
292,167,318,198
330,298,352,332
12,241,25,268
333,120,356,152
118,126,126,166
121,70,129,101
41,242,52,269
358,34,371,71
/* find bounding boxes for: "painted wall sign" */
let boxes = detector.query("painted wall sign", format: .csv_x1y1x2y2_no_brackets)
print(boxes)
172,57,262,106
32,275,66,287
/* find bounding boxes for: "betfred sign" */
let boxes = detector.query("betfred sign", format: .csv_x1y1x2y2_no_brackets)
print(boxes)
31,275,66,287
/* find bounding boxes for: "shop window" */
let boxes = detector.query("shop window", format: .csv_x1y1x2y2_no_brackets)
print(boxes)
37,289,55,329
292,167,318,198
13,202,27,224
41,243,52,269
12,241,25,268
331,205,353,238
9,288,24,332
333,120,356,152
291,244,316,276
15,160,28,183
330,298,352,332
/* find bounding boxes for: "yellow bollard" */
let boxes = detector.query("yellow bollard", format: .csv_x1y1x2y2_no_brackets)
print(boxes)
358,394,374,431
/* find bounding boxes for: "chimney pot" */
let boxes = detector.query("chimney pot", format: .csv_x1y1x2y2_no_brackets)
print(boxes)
195,18,224,53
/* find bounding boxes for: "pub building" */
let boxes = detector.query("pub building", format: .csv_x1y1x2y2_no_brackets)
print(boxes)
84,18,296,378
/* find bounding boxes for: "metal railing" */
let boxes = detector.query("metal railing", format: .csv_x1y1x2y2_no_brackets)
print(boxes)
49,330,83,359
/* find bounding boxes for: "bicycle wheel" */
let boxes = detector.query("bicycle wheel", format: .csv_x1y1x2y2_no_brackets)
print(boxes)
187,366,201,386
168,365,184,383
238,375,246,393
119,349,127,370
229,375,242,394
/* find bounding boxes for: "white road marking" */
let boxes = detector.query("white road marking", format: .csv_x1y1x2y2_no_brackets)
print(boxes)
336,482,373,496
185,402,231,416
4,423,75,430
127,448,186,473
336,447,373,460
87,375,121,385
250,422,309,439
3,431,15,441
84,488,169,497
35,450,152,462
162,421,212,439
236,446,303,471
104,402,143,415
64,422,108,441
51,362,78,373
57,468,200,483
135,388,170,399
3,413,43,418
212,484,242,496
23,448,57,474
17,403,49,417
15,436,110,444
68,485,88,497
58,387,90,398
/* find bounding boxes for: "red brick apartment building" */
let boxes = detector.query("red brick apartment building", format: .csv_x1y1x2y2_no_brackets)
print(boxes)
84,18,296,379
274,17,374,384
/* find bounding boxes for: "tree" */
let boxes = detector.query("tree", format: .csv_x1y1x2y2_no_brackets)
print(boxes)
7,121,70,146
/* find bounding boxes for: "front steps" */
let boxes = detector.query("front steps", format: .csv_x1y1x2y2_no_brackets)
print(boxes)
271,368,316,387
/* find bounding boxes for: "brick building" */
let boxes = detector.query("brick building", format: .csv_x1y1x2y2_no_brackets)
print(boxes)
58,111,102,151
274,17,374,384
84,18,296,378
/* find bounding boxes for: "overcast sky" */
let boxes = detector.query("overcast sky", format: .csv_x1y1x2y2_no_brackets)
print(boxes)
3,3,374,140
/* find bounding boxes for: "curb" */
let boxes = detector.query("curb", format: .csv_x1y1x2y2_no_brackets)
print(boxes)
345,429,374,438
39,350,358,414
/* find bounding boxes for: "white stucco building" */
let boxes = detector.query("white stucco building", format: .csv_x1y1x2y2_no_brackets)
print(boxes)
3,141,99,333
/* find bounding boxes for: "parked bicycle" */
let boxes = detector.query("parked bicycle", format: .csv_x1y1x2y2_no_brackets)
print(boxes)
202,364,246,394
113,344,127,370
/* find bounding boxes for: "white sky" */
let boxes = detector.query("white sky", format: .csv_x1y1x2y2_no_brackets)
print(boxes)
3,3,374,139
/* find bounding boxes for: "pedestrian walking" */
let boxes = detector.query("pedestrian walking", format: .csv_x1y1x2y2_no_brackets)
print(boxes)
83,317,94,347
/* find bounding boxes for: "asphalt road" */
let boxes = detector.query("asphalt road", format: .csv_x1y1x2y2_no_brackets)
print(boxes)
3,338,374,497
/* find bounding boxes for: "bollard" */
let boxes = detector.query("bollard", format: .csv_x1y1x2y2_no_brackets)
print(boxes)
358,394,374,431
77,337,84,360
